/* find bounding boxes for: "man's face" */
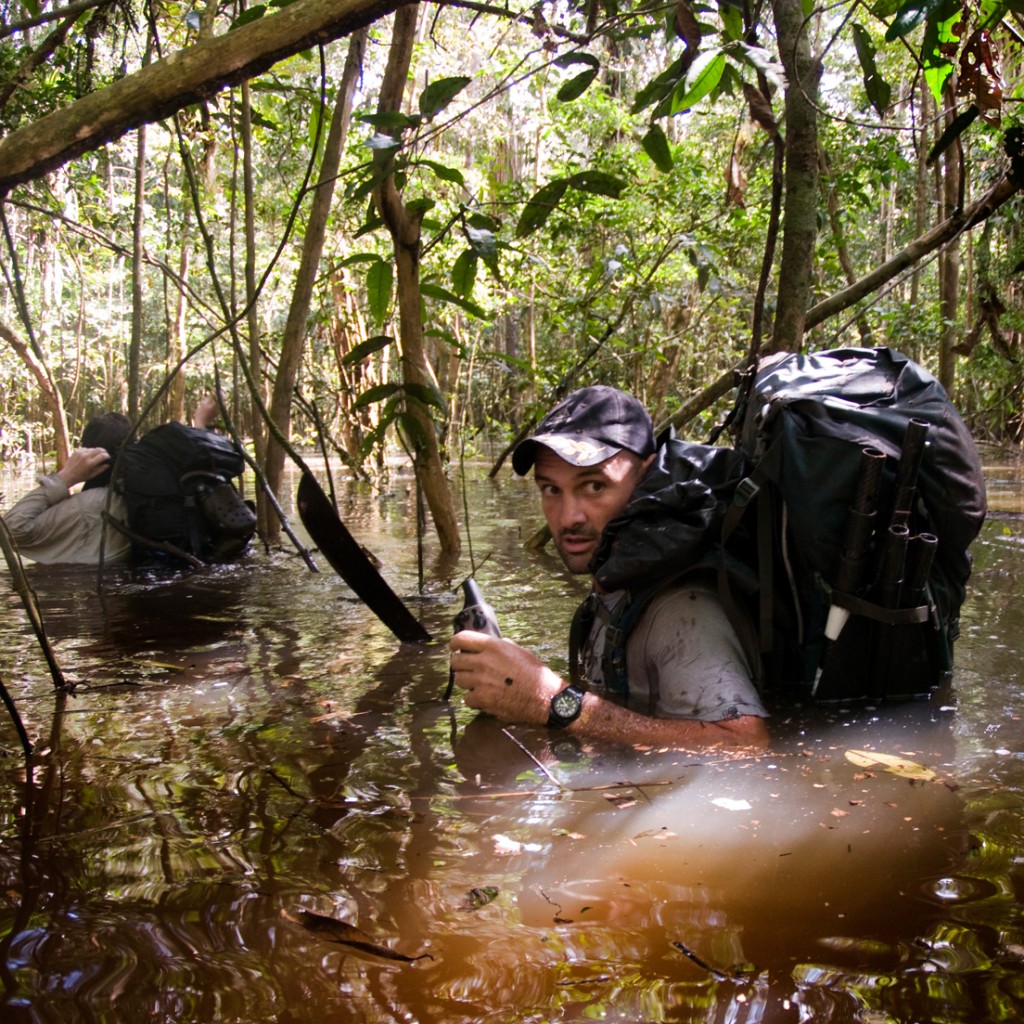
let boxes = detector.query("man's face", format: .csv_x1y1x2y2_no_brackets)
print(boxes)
533,446,651,574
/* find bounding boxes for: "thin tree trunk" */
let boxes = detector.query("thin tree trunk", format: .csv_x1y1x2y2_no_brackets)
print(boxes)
129,123,146,423
0,318,70,464
240,78,271,535
938,94,962,393
264,29,367,539
819,145,871,344
165,202,190,425
373,4,461,557
769,0,822,353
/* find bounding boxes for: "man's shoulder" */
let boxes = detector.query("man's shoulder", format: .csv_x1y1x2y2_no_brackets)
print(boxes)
637,576,723,617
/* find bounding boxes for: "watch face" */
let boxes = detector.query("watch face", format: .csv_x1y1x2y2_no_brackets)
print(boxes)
552,688,582,719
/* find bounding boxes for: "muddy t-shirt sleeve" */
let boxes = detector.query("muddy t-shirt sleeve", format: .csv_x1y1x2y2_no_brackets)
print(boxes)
626,583,767,722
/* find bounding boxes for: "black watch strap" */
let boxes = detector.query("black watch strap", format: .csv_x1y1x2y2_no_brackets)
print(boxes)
548,685,584,729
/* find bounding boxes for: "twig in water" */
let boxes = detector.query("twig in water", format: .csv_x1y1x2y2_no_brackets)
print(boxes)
500,727,565,789
671,940,730,981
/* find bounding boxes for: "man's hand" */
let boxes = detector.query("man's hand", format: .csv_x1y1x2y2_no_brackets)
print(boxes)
56,448,112,488
448,630,567,726
192,394,220,429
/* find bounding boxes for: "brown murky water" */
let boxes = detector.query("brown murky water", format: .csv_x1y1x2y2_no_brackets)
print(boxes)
0,449,1023,1023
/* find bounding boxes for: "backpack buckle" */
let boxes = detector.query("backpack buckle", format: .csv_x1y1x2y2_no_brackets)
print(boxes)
734,476,760,507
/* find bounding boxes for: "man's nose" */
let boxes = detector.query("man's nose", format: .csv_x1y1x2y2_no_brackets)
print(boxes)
559,494,587,530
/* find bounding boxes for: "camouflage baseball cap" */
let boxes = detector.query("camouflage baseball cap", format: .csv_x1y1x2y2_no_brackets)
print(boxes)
512,385,656,476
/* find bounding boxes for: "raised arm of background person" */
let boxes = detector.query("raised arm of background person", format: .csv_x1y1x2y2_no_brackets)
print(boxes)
448,630,769,751
3,448,130,563
191,394,220,430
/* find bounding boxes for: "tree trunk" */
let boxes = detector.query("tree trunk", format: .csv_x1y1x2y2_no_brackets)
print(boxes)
240,78,271,535
129,123,146,423
938,97,961,393
263,28,367,539
0,318,70,465
165,198,190,425
769,0,822,353
373,4,461,557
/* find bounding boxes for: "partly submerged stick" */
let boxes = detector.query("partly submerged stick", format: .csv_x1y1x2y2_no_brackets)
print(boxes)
296,470,431,643
0,516,67,692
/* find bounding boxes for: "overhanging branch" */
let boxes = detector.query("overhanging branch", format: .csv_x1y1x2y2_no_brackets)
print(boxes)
0,0,407,195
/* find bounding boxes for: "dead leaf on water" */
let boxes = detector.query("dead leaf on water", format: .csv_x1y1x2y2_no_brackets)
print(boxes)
845,749,936,781
603,792,637,808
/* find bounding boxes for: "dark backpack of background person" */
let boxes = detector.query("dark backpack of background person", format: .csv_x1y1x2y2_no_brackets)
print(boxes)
723,345,987,702
117,422,256,567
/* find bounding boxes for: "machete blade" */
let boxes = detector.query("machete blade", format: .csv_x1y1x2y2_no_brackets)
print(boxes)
296,471,431,644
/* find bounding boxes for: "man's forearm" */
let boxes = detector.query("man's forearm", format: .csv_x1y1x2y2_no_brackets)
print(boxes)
568,691,769,751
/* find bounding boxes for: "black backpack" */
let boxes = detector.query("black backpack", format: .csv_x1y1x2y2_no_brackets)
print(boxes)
573,347,986,704
723,346,987,701
117,422,256,567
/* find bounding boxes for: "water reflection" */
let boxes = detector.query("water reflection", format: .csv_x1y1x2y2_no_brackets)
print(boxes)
0,456,1021,1022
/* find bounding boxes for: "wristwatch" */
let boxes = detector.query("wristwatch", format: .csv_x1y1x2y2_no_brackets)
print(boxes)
548,685,585,729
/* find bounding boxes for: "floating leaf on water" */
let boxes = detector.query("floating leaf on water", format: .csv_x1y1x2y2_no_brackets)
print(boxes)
711,797,752,811
462,886,499,910
604,792,637,808
845,749,936,781
291,910,432,962
492,833,541,855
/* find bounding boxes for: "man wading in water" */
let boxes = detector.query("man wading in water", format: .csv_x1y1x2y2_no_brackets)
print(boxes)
448,386,769,750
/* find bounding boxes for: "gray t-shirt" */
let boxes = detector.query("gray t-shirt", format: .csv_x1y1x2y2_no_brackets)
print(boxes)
580,582,767,722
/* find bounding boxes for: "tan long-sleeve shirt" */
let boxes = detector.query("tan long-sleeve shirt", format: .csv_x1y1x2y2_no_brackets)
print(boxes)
3,473,131,564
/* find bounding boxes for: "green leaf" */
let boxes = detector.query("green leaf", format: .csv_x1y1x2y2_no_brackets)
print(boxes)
726,42,786,92
567,170,626,199
342,335,394,367
419,76,472,119
631,55,686,114
641,124,673,172
554,52,601,69
515,178,569,238
464,224,498,261
720,0,743,40
358,111,420,131
395,411,434,453
366,260,393,325
229,6,265,29
670,51,726,113
406,197,436,214
557,68,600,103
926,105,979,165
466,211,501,232
920,3,961,102
420,281,489,319
353,382,402,411
417,159,465,185
452,250,478,298
979,1,1013,31
338,252,385,268
885,0,950,41
852,23,891,116
403,381,448,412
